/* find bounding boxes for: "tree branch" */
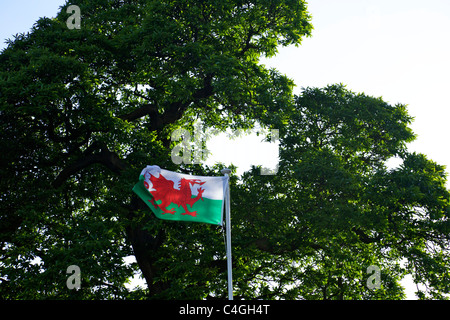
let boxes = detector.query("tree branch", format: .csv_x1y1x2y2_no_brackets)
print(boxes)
160,73,214,127
248,235,323,255
351,227,382,244
53,142,126,188
120,74,214,127
119,103,158,122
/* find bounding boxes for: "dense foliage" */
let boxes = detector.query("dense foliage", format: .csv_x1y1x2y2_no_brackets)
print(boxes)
1,0,449,299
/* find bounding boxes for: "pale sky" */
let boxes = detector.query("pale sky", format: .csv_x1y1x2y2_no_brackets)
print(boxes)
209,0,450,179
2,0,449,300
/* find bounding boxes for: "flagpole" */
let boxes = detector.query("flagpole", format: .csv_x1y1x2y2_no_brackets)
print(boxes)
221,168,233,300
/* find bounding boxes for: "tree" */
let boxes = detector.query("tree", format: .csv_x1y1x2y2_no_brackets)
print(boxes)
1,1,449,300
232,84,450,299
0,0,311,299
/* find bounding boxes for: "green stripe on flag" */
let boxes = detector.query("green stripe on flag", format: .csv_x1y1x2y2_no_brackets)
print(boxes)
132,175,224,225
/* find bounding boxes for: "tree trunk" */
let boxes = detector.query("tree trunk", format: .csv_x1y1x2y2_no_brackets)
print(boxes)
125,197,167,297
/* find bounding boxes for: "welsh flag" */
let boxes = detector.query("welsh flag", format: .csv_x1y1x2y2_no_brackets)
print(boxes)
132,165,228,226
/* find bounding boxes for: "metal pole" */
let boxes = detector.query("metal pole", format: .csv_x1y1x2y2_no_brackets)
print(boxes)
221,168,233,300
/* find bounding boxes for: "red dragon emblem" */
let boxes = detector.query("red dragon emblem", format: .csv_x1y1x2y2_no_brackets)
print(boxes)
144,173,206,217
